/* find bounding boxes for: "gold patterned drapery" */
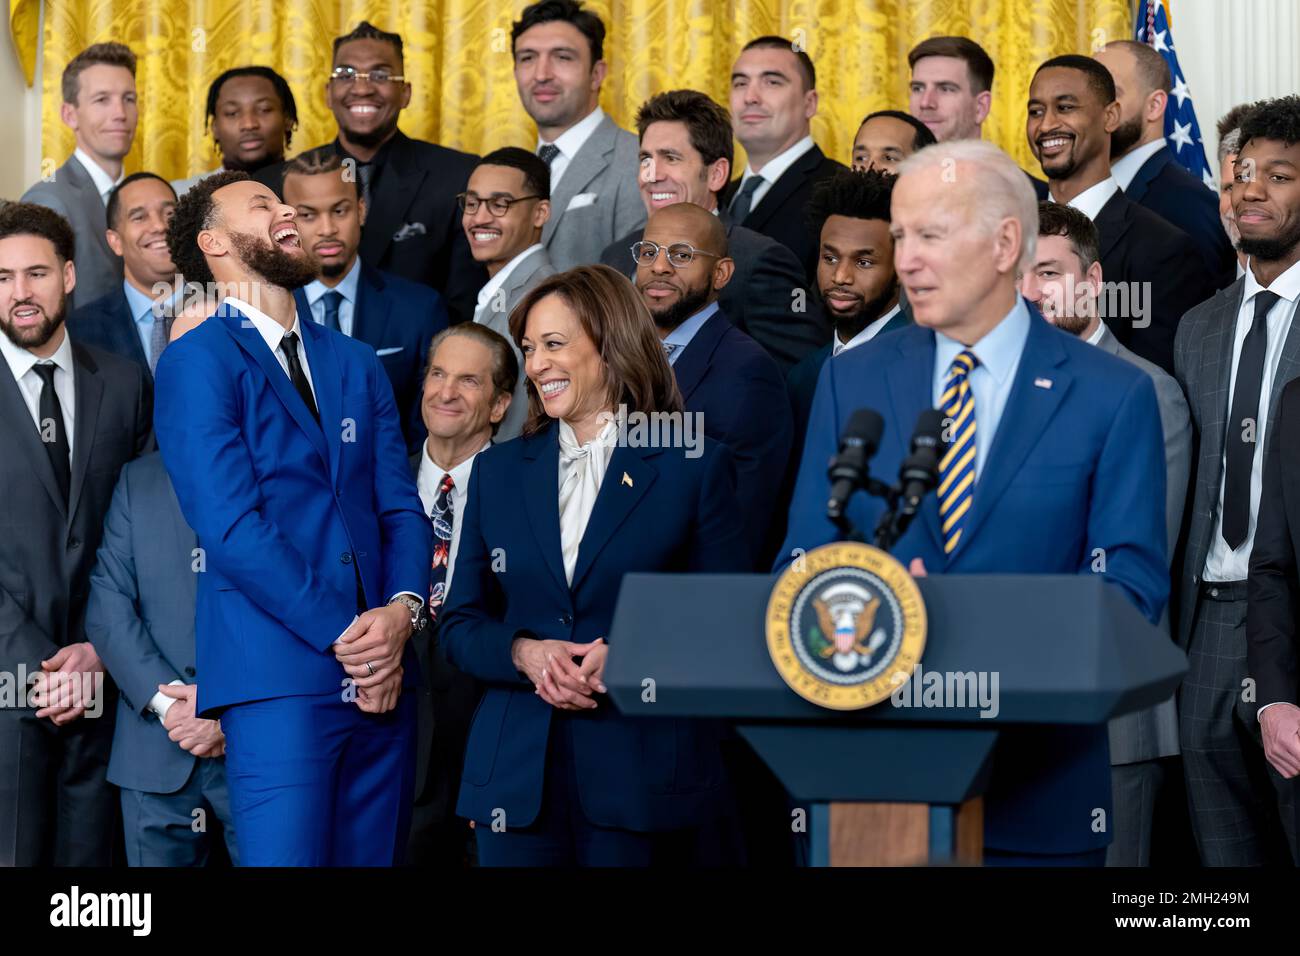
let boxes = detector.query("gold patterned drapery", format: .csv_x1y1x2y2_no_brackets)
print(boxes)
10,0,1131,184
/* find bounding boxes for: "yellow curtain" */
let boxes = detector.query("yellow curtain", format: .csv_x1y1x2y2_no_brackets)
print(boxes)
14,0,1131,184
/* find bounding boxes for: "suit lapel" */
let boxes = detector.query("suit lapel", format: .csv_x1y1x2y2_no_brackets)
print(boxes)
959,314,1071,554
1266,296,1300,434
670,312,727,403
114,293,150,370
352,262,391,347
67,342,104,523
744,146,824,231
1094,192,1132,261
1124,147,1170,204
882,329,943,553
357,134,429,266
543,117,615,245
570,445,656,592
298,319,345,483
521,427,570,594
0,356,67,519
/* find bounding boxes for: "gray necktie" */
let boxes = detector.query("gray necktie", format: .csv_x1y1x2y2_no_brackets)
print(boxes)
727,175,764,224
148,310,172,373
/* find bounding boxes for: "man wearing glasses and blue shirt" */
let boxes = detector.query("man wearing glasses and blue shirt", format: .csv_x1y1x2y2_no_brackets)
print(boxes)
254,21,484,324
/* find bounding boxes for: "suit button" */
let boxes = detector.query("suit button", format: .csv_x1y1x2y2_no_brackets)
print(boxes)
336,487,343,498
341,552,353,565
559,613,573,626
1209,587,1219,598
68,538,81,550
184,666,196,678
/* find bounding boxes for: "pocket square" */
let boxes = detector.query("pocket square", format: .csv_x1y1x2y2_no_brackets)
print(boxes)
565,192,598,211
376,346,404,356
392,222,426,242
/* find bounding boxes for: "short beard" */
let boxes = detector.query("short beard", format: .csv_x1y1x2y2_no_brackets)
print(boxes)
1239,220,1300,263
320,259,350,280
0,298,66,352
1109,115,1143,159
340,119,398,151
1053,307,1093,337
651,285,713,332
228,230,317,291
827,279,899,342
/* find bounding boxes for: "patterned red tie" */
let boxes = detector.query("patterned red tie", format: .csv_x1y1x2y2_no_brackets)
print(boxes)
428,473,454,622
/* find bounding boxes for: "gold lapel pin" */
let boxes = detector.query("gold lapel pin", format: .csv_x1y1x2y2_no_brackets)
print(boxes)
622,472,633,488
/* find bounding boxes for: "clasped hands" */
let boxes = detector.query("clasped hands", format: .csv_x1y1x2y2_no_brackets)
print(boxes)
512,637,608,711
334,603,413,714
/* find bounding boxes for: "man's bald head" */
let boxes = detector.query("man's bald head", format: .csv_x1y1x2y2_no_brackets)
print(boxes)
635,201,735,332
643,201,728,256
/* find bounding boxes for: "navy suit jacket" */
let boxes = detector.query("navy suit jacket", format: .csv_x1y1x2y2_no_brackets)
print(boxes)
778,307,1169,854
673,308,792,567
294,261,448,452
153,303,431,716
1124,145,1236,291
67,288,151,382
441,424,748,833
85,452,209,794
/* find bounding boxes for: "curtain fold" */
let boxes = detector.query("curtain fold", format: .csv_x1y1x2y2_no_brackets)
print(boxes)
19,0,1130,181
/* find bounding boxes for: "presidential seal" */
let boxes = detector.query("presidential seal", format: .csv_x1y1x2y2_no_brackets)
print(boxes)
766,542,927,711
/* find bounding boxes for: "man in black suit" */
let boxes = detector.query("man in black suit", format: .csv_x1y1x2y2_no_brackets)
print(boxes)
67,172,179,381
408,323,517,865
255,21,484,324
282,150,449,451
1028,55,1213,373
1094,40,1235,290
0,202,152,866
600,89,827,372
721,36,846,282
632,203,792,568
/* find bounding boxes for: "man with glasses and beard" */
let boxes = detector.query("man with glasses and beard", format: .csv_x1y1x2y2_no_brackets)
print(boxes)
153,171,431,865
0,202,152,866
632,202,791,570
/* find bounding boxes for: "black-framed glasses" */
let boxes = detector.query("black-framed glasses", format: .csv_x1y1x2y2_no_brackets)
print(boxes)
457,192,542,217
329,66,406,86
631,240,723,269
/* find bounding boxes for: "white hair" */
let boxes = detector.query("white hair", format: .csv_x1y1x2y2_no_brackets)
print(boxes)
896,139,1040,269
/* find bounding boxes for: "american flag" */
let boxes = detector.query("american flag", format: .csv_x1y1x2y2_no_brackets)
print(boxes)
1135,0,1217,190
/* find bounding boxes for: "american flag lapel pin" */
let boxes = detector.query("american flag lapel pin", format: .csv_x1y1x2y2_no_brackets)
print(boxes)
622,472,633,488
1034,377,1053,389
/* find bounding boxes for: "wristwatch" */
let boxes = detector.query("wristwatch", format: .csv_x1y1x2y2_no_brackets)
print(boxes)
388,594,424,632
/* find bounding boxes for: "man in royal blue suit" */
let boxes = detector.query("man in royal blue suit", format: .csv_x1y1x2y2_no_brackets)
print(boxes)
283,151,449,452
153,170,432,866
779,140,1169,865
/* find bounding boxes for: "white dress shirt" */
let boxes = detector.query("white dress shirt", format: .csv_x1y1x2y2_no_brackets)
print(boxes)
302,257,361,337
0,326,76,455
1084,320,1107,346
1110,139,1167,192
538,107,606,190
734,134,816,212
832,303,902,356
417,439,489,600
474,243,545,323
1048,176,1120,221
226,296,317,402
661,301,720,365
73,148,123,205
1203,257,1300,582
557,417,619,585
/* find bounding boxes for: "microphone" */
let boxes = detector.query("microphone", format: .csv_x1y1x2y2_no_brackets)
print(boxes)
896,409,947,521
827,409,884,522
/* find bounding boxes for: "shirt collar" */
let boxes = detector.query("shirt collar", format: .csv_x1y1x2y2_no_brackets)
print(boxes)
1085,319,1108,346
0,323,74,383
540,106,605,160
935,296,1031,384
662,300,720,355
304,256,362,308
1243,256,1300,307
122,278,180,325
422,438,490,491
741,134,815,183
1110,139,1167,191
1048,176,1119,221
224,296,300,353
73,148,123,204
834,302,902,353
476,243,545,311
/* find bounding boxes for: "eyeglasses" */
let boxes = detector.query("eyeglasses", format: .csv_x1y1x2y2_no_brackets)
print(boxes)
329,66,406,86
457,193,542,217
631,240,723,269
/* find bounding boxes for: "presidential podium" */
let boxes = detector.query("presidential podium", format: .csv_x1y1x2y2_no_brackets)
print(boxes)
604,573,1186,866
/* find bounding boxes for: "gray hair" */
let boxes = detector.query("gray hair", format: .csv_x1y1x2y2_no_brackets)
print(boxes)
1218,128,1242,165
896,139,1040,270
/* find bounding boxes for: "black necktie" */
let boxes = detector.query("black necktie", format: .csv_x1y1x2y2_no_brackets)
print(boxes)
280,331,320,425
727,175,764,224
537,144,560,166
33,363,71,503
1222,289,1281,550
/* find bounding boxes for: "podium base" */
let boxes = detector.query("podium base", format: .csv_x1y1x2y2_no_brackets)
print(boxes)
810,798,983,866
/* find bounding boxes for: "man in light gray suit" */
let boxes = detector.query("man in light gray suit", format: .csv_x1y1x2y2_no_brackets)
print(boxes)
21,43,138,311
462,148,557,441
511,0,644,271
1174,97,1300,866
1022,202,1191,866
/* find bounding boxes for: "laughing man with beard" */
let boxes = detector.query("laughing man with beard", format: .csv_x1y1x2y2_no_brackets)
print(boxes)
153,171,431,865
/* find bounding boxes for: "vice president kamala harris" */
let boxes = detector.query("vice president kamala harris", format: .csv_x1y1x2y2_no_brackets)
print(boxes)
440,264,748,866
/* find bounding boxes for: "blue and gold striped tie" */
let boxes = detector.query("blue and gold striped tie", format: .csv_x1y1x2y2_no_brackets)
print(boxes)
937,350,979,554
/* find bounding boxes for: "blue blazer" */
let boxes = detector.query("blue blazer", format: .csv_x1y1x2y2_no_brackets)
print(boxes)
153,302,432,716
294,261,449,452
67,288,151,382
1124,144,1235,291
674,309,792,567
85,452,208,794
778,307,1169,855
440,423,748,833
